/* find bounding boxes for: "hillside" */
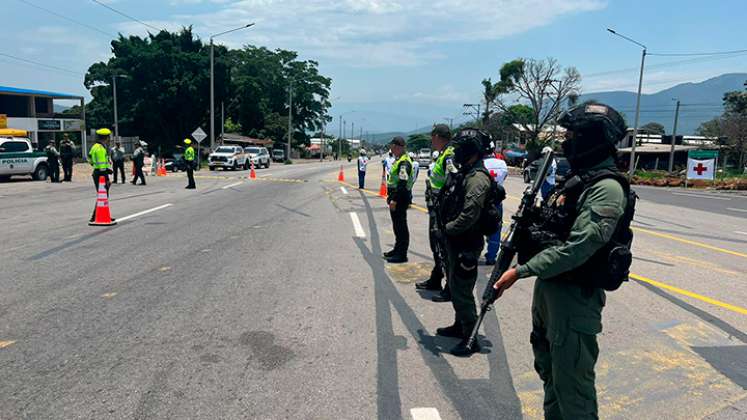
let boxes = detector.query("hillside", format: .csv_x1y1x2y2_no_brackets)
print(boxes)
579,73,746,134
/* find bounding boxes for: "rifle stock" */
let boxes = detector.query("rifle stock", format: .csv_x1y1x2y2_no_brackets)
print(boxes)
464,151,555,351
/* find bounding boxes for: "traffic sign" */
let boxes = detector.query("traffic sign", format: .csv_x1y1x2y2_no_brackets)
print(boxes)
192,127,207,143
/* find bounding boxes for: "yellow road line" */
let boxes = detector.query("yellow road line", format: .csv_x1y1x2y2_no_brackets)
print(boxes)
507,195,747,259
350,183,747,316
0,340,16,349
630,273,747,315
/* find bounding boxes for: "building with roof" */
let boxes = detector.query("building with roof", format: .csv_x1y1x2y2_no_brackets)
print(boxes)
0,85,86,151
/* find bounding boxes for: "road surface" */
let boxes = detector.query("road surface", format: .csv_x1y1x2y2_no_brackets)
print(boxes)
1,160,745,419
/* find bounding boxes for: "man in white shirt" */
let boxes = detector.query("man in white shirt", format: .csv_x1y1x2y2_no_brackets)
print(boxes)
482,149,509,265
408,152,420,185
357,149,369,189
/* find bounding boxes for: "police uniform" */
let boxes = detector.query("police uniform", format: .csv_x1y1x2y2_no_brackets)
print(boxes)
89,129,112,222
60,137,75,181
417,142,455,294
131,143,147,185
184,140,196,189
45,143,60,183
384,137,414,263
508,103,630,419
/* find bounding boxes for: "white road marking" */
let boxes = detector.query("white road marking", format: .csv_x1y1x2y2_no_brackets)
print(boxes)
349,212,365,238
672,192,731,201
340,186,349,194
410,407,442,420
222,181,243,190
261,173,273,177
117,203,173,222
735,231,747,236
726,207,747,213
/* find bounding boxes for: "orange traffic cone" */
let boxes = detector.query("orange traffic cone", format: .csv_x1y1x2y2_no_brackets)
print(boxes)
378,174,387,197
338,165,345,182
158,159,167,176
89,176,116,226
249,160,256,179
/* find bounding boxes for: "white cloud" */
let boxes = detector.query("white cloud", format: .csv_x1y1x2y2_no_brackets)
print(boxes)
168,0,606,67
394,84,472,104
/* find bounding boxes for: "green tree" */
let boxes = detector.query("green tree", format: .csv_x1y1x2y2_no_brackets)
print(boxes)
84,28,229,152
406,133,431,152
227,46,331,149
695,118,722,138
641,122,665,135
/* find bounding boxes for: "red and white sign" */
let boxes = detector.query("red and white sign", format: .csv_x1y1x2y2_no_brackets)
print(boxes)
686,158,715,180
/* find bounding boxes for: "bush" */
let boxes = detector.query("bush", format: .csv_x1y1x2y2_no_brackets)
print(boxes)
284,159,293,165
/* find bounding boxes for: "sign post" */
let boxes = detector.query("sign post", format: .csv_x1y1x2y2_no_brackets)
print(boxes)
192,127,207,171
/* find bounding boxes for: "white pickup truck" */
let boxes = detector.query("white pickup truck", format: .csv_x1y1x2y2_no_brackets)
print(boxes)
0,134,49,181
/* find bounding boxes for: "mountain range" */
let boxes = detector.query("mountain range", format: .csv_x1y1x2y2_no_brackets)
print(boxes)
336,73,746,144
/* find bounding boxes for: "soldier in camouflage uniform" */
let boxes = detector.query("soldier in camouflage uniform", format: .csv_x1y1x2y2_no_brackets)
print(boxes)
493,103,629,419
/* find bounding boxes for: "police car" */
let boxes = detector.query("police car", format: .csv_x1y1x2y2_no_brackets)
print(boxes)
0,130,49,181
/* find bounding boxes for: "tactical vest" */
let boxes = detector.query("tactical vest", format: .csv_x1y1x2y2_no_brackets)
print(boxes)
429,145,455,191
388,154,415,190
517,169,637,291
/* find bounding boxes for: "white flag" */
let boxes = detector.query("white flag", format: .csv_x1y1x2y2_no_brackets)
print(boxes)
686,158,715,180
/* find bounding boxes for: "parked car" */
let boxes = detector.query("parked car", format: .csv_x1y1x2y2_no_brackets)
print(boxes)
164,153,188,172
523,156,571,184
245,146,271,168
0,133,49,181
417,148,432,167
208,145,248,171
272,149,285,162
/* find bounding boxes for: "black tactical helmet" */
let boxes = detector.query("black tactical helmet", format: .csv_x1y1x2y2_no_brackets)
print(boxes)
452,127,487,165
558,102,626,169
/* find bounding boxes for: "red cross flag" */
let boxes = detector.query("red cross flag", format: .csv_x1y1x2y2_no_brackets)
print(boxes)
686,157,715,180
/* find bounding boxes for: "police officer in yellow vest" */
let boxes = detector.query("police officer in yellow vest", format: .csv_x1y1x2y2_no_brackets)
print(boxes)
184,138,196,189
416,124,456,302
89,128,113,222
383,136,414,263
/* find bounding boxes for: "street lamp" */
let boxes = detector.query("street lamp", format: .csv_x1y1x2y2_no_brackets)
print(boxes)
338,110,357,158
210,23,254,151
607,28,646,176
111,74,130,144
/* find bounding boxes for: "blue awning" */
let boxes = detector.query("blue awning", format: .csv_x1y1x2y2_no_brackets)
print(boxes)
0,85,83,100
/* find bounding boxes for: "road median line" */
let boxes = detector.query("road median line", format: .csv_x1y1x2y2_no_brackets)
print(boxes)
117,203,173,222
630,273,747,315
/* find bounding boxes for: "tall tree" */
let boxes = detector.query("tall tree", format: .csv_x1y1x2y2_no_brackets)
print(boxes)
486,58,581,152
640,122,665,135
84,28,229,152
721,90,747,168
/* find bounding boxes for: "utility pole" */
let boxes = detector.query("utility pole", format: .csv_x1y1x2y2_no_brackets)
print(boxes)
668,99,681,173
444,117,454,130
338,115,342,159
287,84,293,161
220,101,224,144
608,28,646,176
112,75,119,144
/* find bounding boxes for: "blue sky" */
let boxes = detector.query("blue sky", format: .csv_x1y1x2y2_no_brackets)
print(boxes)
2,0,746,132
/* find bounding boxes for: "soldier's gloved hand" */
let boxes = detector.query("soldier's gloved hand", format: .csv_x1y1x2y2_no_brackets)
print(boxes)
430,228,443,241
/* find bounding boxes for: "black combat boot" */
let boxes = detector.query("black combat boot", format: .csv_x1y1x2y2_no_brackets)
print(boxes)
436,323,464,338
450,337,481,357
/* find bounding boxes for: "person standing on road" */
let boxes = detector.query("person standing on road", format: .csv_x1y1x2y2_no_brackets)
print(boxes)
184,138,196,189
492,103,631,419
60,134,75,182
89,128,113,222
416,124,455,303
482,142,509,265
357,149,369,189
110,141,126,184
131,141,147,186
436,129,494,356
44,141,61,183
540,146,557,201
409,152,420,185
383,136,414,264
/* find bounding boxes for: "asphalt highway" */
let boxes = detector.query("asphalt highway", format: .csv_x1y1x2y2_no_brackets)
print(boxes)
1,159,745,419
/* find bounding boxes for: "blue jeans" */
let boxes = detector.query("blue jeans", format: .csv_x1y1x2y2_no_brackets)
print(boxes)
358,170,366,188
484,203,503,262
541,181,554,201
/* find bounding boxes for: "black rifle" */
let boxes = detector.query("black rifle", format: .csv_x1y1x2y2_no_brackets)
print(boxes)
464,150,555,351
426,180,448,279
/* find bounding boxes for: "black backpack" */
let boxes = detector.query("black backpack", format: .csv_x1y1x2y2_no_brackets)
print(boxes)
474,167,506,236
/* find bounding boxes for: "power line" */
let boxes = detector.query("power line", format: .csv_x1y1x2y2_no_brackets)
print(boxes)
649,48,747,57
16,0,116,38
0,52,83,77
584,51,747,79
90,0,164,32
